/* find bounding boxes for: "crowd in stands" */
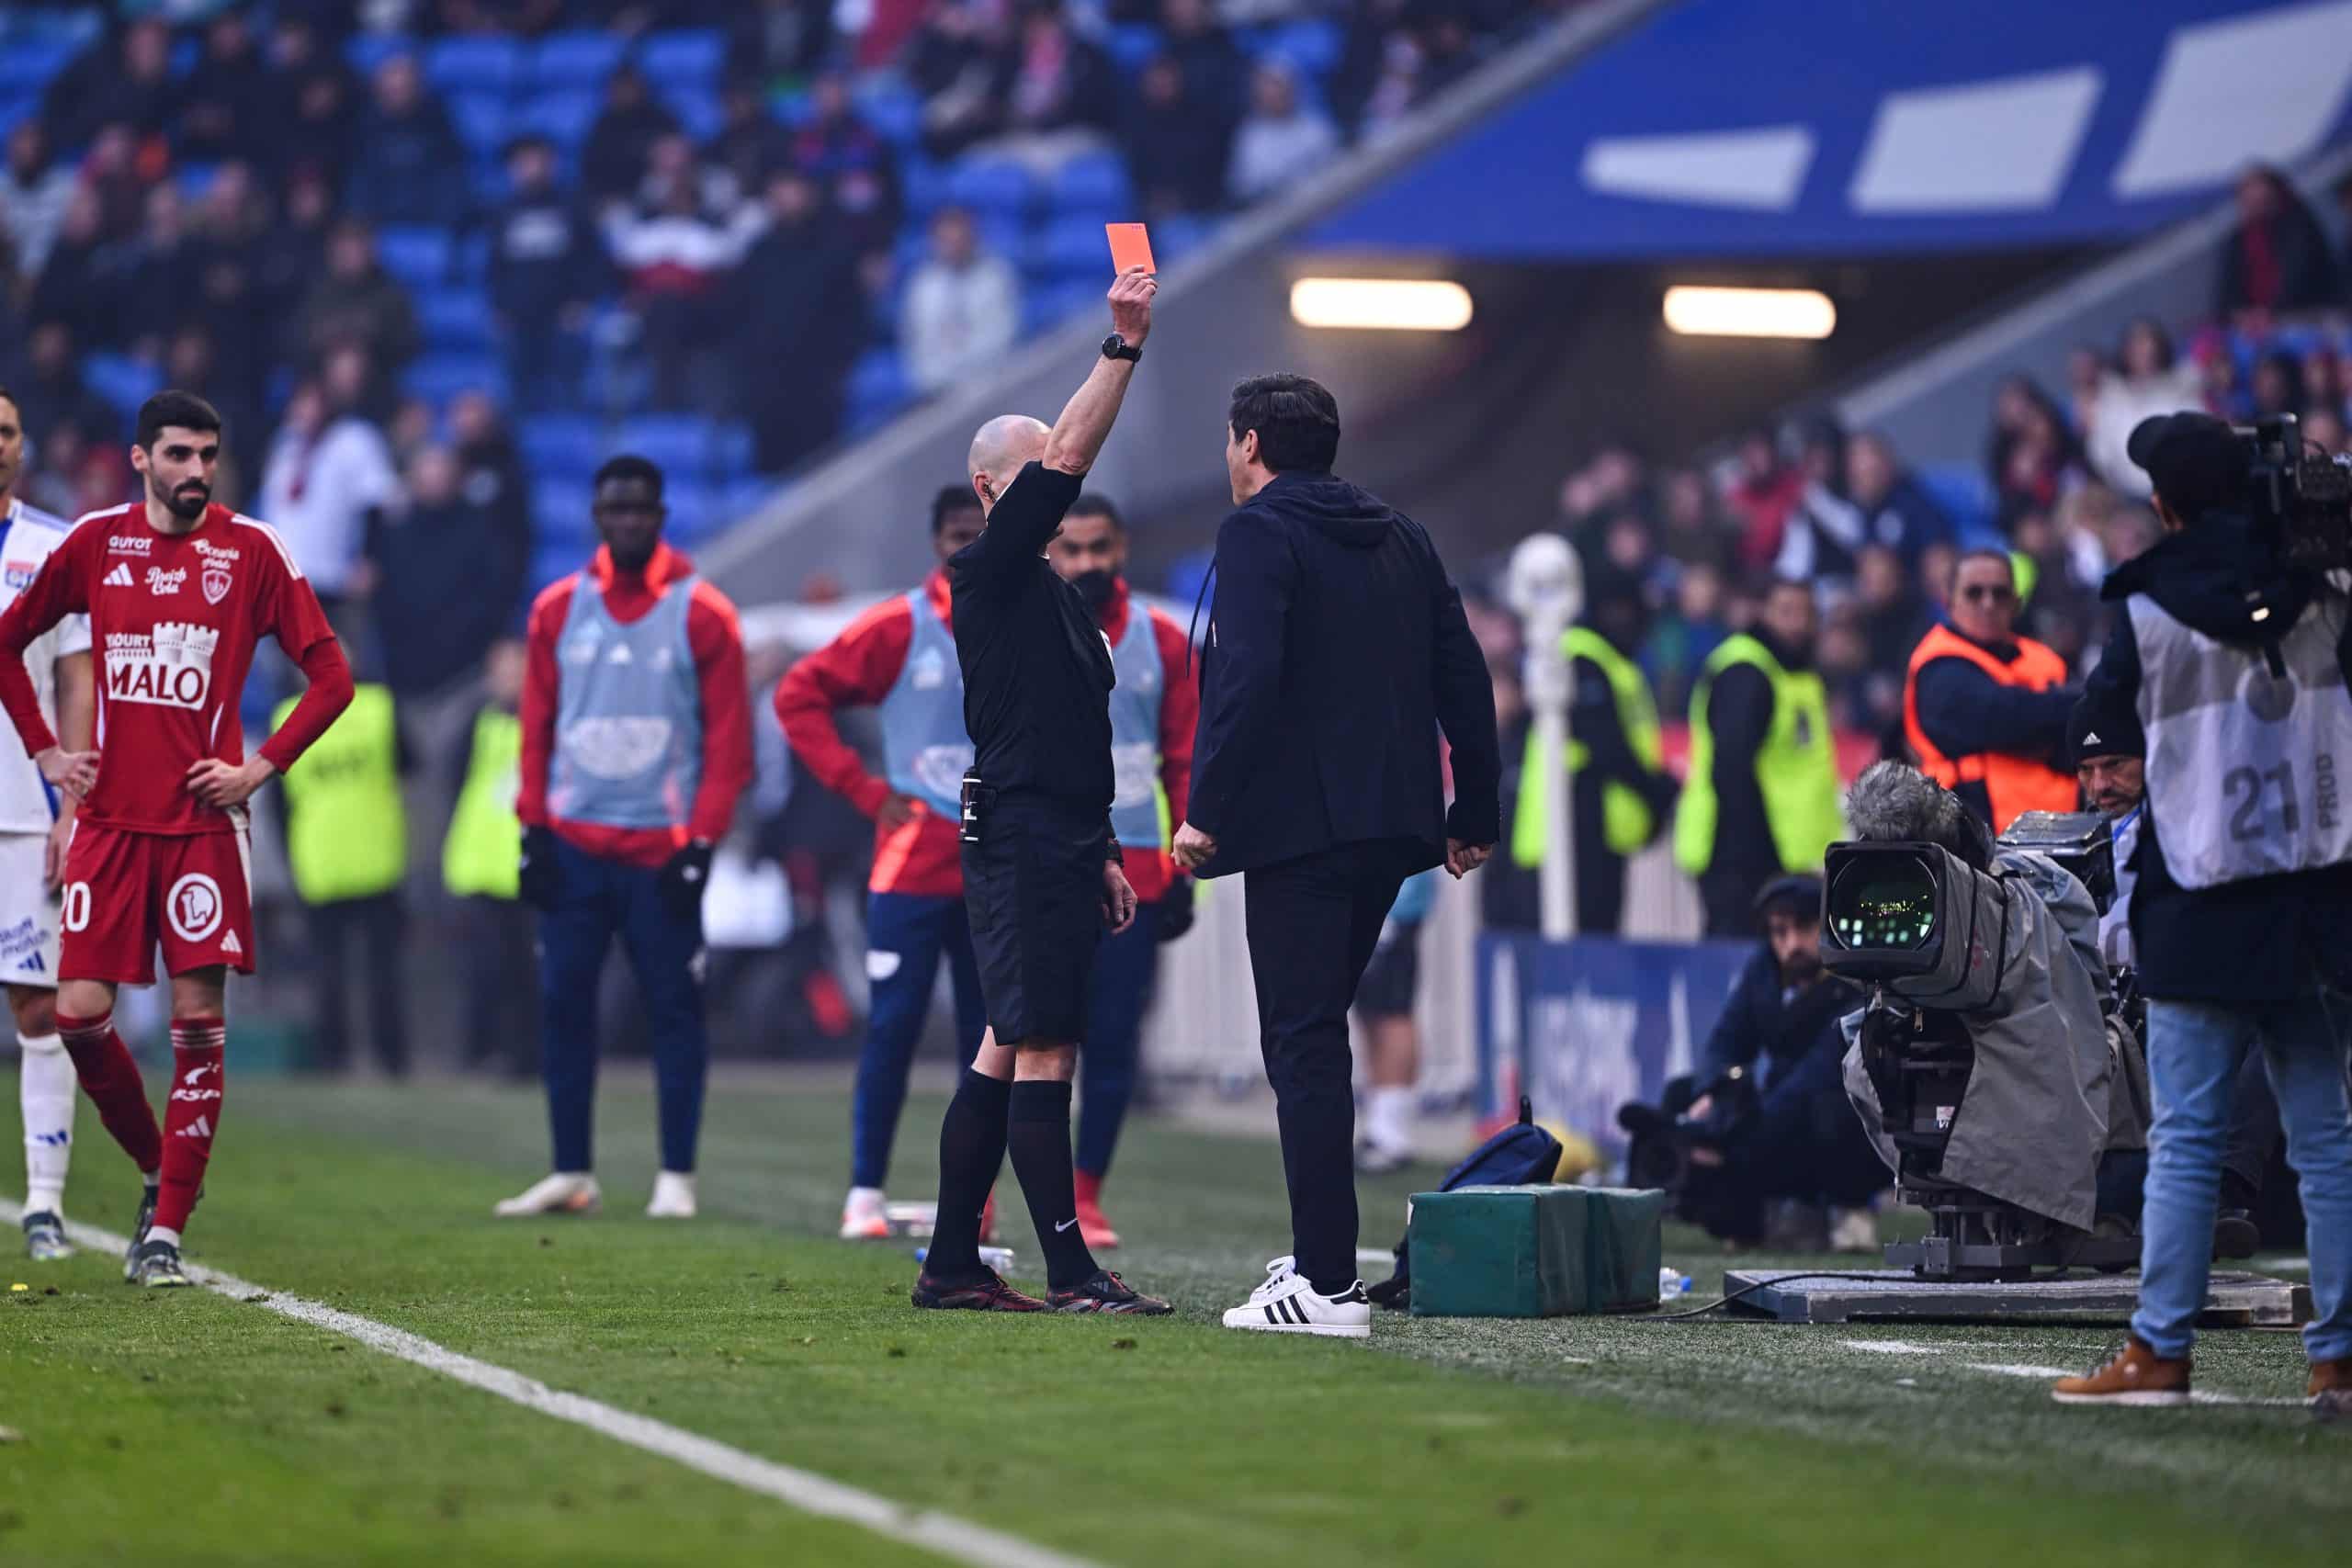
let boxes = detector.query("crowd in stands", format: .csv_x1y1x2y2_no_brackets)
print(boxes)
1458,161,2352,797
0,0,1557,710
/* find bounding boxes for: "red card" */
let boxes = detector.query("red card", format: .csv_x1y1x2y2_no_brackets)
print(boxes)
1105,222,1156,276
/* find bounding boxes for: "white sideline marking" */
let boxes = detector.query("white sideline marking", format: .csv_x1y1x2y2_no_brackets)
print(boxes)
1841,1340,1941,1355
1961,1359,2305,1407
2,1200,1099,1568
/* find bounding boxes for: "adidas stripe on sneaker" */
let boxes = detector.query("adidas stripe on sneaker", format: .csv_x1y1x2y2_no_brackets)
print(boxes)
1221,1257,1372,1339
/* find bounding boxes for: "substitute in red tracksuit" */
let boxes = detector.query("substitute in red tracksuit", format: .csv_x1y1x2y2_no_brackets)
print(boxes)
496,458,752,1222
776,489,990,1239
1046,494,1199,1249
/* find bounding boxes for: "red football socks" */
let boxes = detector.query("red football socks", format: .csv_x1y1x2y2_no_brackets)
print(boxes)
156,1018,226,1234
55,1010,162,1176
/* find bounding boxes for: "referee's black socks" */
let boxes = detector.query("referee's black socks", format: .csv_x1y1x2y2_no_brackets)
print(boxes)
1008,1077,1097,1291
927,1067,1012,1282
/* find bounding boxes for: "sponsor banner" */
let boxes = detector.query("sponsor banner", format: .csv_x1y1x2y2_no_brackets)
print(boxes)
1475,931,1749,1151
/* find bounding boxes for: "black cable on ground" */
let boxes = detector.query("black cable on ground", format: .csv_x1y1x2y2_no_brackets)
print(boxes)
1652,1271,1904,1321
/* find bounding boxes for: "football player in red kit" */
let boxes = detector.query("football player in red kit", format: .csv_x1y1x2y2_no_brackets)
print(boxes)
0,391,353,1286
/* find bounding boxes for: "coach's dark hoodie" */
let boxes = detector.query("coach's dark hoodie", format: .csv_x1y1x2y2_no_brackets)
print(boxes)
1187,471,1500,878
2084,512,2352,1000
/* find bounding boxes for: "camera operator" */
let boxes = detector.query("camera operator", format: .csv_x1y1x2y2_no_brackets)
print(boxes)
1623,875,1887,1250
2052,412,2351,1415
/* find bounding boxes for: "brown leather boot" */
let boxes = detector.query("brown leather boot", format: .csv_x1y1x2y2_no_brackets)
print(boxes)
2052,1337,2191,1406
2308,1356,2352,1421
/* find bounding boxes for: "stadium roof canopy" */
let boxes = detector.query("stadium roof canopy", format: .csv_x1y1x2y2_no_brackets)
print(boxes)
1306,0,2352,259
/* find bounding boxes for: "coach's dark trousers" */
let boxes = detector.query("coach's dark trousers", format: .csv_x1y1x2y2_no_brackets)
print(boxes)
1243,839,1420,1293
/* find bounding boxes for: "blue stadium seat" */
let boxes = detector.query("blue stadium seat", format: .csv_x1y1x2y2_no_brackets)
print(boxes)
0,101,31,143
401,353,507,407
1027,215,1114,283
1257,18,1345,79
899,155,950,218
518,88,600,150
529,540,585,593
1025,277,1106,335
520,415,604,474
854,77,924,147
661,480,716,541
1152,214,1211,265
611,415,714,473
724,476,783,515
532,479,595,537
711,422,755,476
446,91,509,154
0,39,78,94
424,35,521,94
848,349,909,423
944,156,1037,217
1105,24,1163,74
374,226,454,288
175,163,222,203
417,288,497,352
83,354,164,421
344,32,413,80
530,30,627,88
1916,462,1996,542
1049,152,1132,218
638,30,726,88
658,84,722,143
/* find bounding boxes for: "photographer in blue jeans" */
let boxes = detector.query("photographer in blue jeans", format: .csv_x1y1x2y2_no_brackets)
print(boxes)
2052,413,2352,1416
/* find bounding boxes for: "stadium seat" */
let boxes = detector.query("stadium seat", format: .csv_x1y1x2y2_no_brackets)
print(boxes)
1027,215,1115,283
528,539,584,592
520,414,604,475
531,479,595,537
401,353,507,407
661,480,716,541
612,415,716,474
424,36,520,94
374,226,454,288
854,77,924,148
638,30,726,88
1105,24,1163,74
417,288,497,353
1916,462,1996,543
175,163,222,203
530,30,627,88
847,349,910,423
1049,152,1132,218
1025,277,1107,335
899,155,950,219
344,32,413,79
723,476,783,516
0,38,77,94
1153,214,1212,265
711,422,755,477
1258,18,1346,79
518,87,600,150
83,354,164,421
657,84,723,143
446,91,509,155
944,156,1037,217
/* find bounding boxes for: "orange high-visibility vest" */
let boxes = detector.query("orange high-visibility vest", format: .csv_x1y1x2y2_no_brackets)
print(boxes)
1902,624,2078,833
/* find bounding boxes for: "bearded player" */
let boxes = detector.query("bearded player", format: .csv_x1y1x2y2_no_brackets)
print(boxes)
0,391,353,1287
0,389,96,1260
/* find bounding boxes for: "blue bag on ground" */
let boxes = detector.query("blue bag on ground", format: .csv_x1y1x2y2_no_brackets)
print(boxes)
1364,1095,1562,1310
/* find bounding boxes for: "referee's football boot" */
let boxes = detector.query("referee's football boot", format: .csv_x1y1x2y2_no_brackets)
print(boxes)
21,1209,73,1261
910,1268,1047,1312
121,1182,159,1282
1046,1269,1171,1315
130,1237,192,1289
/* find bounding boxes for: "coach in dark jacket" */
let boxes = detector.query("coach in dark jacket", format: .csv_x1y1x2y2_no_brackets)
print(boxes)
1174,373,1500,1336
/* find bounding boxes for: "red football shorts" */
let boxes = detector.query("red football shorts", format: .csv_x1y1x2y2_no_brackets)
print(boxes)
59,822,257,984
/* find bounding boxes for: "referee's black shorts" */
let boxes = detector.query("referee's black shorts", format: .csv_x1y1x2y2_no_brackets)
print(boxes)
962,795,1108,1044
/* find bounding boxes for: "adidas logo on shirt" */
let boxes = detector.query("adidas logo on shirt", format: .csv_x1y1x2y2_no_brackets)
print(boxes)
220,931,243,956
102,563,136,588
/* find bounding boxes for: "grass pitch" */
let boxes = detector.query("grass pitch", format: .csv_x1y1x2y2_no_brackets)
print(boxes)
3,1066,2346,1567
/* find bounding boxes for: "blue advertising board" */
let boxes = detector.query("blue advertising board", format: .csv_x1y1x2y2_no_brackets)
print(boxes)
1476,932,1752,1152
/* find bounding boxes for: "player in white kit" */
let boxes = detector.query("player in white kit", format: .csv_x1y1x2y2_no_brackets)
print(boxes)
0,390,95,1259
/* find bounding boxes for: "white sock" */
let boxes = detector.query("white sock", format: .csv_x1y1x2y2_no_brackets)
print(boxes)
1367,1086,1414,1153
19,1031,74,1215
146,1224,182,1249
847,1185,884,1206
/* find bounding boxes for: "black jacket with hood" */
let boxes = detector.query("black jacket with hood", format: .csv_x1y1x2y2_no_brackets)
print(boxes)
1188,471,1500,879
2085,513,2352,1001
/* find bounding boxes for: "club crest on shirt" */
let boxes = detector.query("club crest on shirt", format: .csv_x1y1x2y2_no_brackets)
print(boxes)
202,564,232,604
3,560,35,591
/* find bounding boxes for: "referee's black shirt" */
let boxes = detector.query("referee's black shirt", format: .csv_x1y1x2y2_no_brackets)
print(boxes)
948,461,1115,812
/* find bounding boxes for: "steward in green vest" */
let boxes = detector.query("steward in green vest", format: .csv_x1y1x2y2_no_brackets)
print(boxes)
272,682,408,905
444,705,524,900
1673,581,1843,938
1510,577,1675,933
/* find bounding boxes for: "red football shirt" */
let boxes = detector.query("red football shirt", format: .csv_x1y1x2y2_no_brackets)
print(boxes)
0,502,337,835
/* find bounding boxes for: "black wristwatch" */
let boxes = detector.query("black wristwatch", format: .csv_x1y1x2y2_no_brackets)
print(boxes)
1104,836,1125,865
1100,333,1141,364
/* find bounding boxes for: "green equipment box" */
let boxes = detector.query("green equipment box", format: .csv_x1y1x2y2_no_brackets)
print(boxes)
1407,1185,1665,1317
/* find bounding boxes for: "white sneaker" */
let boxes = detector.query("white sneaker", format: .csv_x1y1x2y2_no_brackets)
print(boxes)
646,1171,697,1219
840,1186,890,1239
1220,1256,1372,1339
492,1172,601,1217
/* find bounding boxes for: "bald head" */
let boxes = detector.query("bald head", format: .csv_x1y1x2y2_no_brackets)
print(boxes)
968,414,1049,514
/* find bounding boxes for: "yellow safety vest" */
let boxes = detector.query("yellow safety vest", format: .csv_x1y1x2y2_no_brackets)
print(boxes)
1673,635,1843,878
272,683,407,905
1512,627,1665,865
443,707,525,899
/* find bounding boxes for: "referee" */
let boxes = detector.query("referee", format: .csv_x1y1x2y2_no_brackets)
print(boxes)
911,268,1170,1315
